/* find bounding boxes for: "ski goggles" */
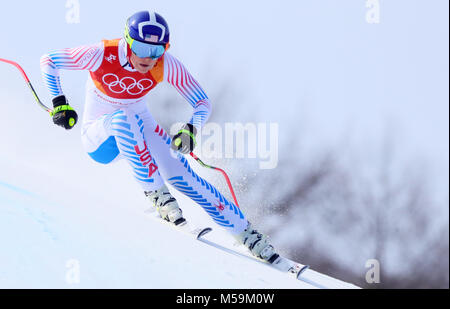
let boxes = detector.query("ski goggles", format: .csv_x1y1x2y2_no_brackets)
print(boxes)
128,40,166,59
124,23,167,59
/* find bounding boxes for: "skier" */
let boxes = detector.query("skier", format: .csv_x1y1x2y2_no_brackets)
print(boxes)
40,11,279,263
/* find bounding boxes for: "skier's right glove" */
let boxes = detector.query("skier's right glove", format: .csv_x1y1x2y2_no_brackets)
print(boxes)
50,95,78,130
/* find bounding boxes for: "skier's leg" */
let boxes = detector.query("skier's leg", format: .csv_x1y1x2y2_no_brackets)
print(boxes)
82,108,164,190
81,107,185,224
142,121,247,233
139,109,277,261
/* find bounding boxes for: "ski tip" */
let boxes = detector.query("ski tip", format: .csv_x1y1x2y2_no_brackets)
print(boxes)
296,265,310,278
196,227,212,239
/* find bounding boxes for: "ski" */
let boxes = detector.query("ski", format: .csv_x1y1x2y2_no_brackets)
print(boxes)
270,255,310,279
145,210,309,281
145,209,212,239
196,234,310,281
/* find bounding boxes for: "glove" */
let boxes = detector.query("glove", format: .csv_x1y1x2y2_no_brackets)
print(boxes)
171,123,197,154
50,95,78,130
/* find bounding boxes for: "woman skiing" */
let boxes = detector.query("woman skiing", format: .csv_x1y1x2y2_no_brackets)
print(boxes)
40,11,279,263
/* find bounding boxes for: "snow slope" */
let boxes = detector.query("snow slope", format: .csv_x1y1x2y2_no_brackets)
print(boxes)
0,154,357,289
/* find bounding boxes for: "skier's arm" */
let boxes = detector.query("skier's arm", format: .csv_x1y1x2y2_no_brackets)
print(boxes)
40,43,104,130
164,53,211,153
164,53,212,132
40,42,104,98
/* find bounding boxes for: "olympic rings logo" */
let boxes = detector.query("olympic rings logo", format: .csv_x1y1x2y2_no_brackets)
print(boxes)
102,73,154,95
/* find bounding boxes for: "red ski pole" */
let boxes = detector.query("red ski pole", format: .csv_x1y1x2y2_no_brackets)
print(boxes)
0,57,52,114
189,152,240,208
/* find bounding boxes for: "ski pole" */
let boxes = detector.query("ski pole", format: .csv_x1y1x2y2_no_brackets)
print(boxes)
189,152,240,208
0,58,52,114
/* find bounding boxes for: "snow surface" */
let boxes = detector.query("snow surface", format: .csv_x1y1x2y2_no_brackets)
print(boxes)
0,154,358,289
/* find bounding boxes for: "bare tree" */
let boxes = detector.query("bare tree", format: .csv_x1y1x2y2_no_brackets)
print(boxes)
250,134,449,289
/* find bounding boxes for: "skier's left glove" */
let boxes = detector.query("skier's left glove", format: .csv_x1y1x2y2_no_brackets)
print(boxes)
171,123,197,154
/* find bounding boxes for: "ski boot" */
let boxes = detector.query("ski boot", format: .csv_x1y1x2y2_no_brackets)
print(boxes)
144,184,186,226
233,222,279,264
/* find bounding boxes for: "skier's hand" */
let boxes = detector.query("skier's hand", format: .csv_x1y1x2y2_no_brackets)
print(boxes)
50,95,78,130
171,123,197,154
